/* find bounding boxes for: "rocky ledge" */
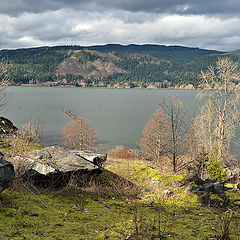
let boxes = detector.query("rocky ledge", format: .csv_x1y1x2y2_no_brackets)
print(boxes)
4,146,107,188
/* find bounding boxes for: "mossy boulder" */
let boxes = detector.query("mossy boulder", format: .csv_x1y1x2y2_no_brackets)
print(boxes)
0,158,15,193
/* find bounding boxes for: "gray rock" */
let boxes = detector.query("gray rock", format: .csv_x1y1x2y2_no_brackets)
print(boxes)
203,182,215,192
162,189,172,196
0,117,18,135
184,184,194,193
237,183,240,190
171,180,183,188
151,180,160,185
70,150,107,167
183,171,232,208
144,188,151,192
225,167,239,183
183,172,204,185
204,178,216,184
7,146,105,188
213,183,225,194
0,159,15,193
198,193,210,206
210,196,229,208
24,146,103,174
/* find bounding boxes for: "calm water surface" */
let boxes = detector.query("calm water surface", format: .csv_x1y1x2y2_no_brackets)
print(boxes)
4,87,201,150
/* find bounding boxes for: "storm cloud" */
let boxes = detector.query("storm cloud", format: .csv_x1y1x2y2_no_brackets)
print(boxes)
0,0,240,50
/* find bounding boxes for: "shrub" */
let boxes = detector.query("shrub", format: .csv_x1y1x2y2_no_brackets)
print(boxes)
206,150,227,182
108,145,139,160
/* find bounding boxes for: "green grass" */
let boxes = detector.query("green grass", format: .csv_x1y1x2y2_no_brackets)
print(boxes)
0,163,239,239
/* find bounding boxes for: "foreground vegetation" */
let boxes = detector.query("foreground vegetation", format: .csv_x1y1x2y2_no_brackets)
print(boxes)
0,156,240,239
0,54,240,239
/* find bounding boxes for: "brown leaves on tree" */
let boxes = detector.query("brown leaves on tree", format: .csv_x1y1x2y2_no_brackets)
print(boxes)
62,118,98,150
139,107,169,162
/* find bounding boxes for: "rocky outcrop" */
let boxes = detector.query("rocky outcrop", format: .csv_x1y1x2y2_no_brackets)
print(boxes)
0,117,18,135
7,146,107,188
0,158,15,193
183,172,237,208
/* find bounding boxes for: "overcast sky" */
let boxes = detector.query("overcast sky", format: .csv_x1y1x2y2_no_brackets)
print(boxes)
1,0,240,51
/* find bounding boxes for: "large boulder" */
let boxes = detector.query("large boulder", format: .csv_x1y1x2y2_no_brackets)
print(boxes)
7,146,106,188
0,158,15,193
25,146,104,173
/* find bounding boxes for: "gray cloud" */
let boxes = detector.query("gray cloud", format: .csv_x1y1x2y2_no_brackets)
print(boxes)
1,0,240,16
0,1,240,51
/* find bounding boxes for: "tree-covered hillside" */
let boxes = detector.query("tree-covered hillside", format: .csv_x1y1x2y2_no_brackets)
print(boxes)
2,47,70,83
86,44,223,64
0,44,239,88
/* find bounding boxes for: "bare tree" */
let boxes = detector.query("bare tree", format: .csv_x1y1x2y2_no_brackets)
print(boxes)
0,46,9,111
191,57,240,165
20,120,41,143
186,101,217,176
62,118,98,150
139,107,169,162
160,95,186,172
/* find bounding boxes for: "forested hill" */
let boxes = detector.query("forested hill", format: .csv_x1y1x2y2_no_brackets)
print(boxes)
80,44,223,64
1,44,239,88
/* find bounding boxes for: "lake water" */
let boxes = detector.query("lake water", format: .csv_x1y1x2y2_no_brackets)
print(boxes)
3,87,201,150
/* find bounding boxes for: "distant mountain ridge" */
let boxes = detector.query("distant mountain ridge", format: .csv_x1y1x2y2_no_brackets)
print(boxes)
84,44,224,64
1,44,239,88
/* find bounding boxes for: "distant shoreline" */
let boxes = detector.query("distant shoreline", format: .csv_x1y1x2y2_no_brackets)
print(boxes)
11,83,196,90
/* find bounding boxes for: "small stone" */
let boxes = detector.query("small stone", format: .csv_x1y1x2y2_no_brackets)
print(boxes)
184,172,203,185
203,182,214,192
214,183,225,194
171,180,183,188
102,205,111,209
162,189,172,196
173,212,179,217
198,193,210,206
144,188,151,192
28,212,38,217
81,208,88,211
152,180,160,185
184,184,193,193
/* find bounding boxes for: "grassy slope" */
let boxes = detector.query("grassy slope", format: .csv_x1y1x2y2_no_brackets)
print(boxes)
0,161,240,240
